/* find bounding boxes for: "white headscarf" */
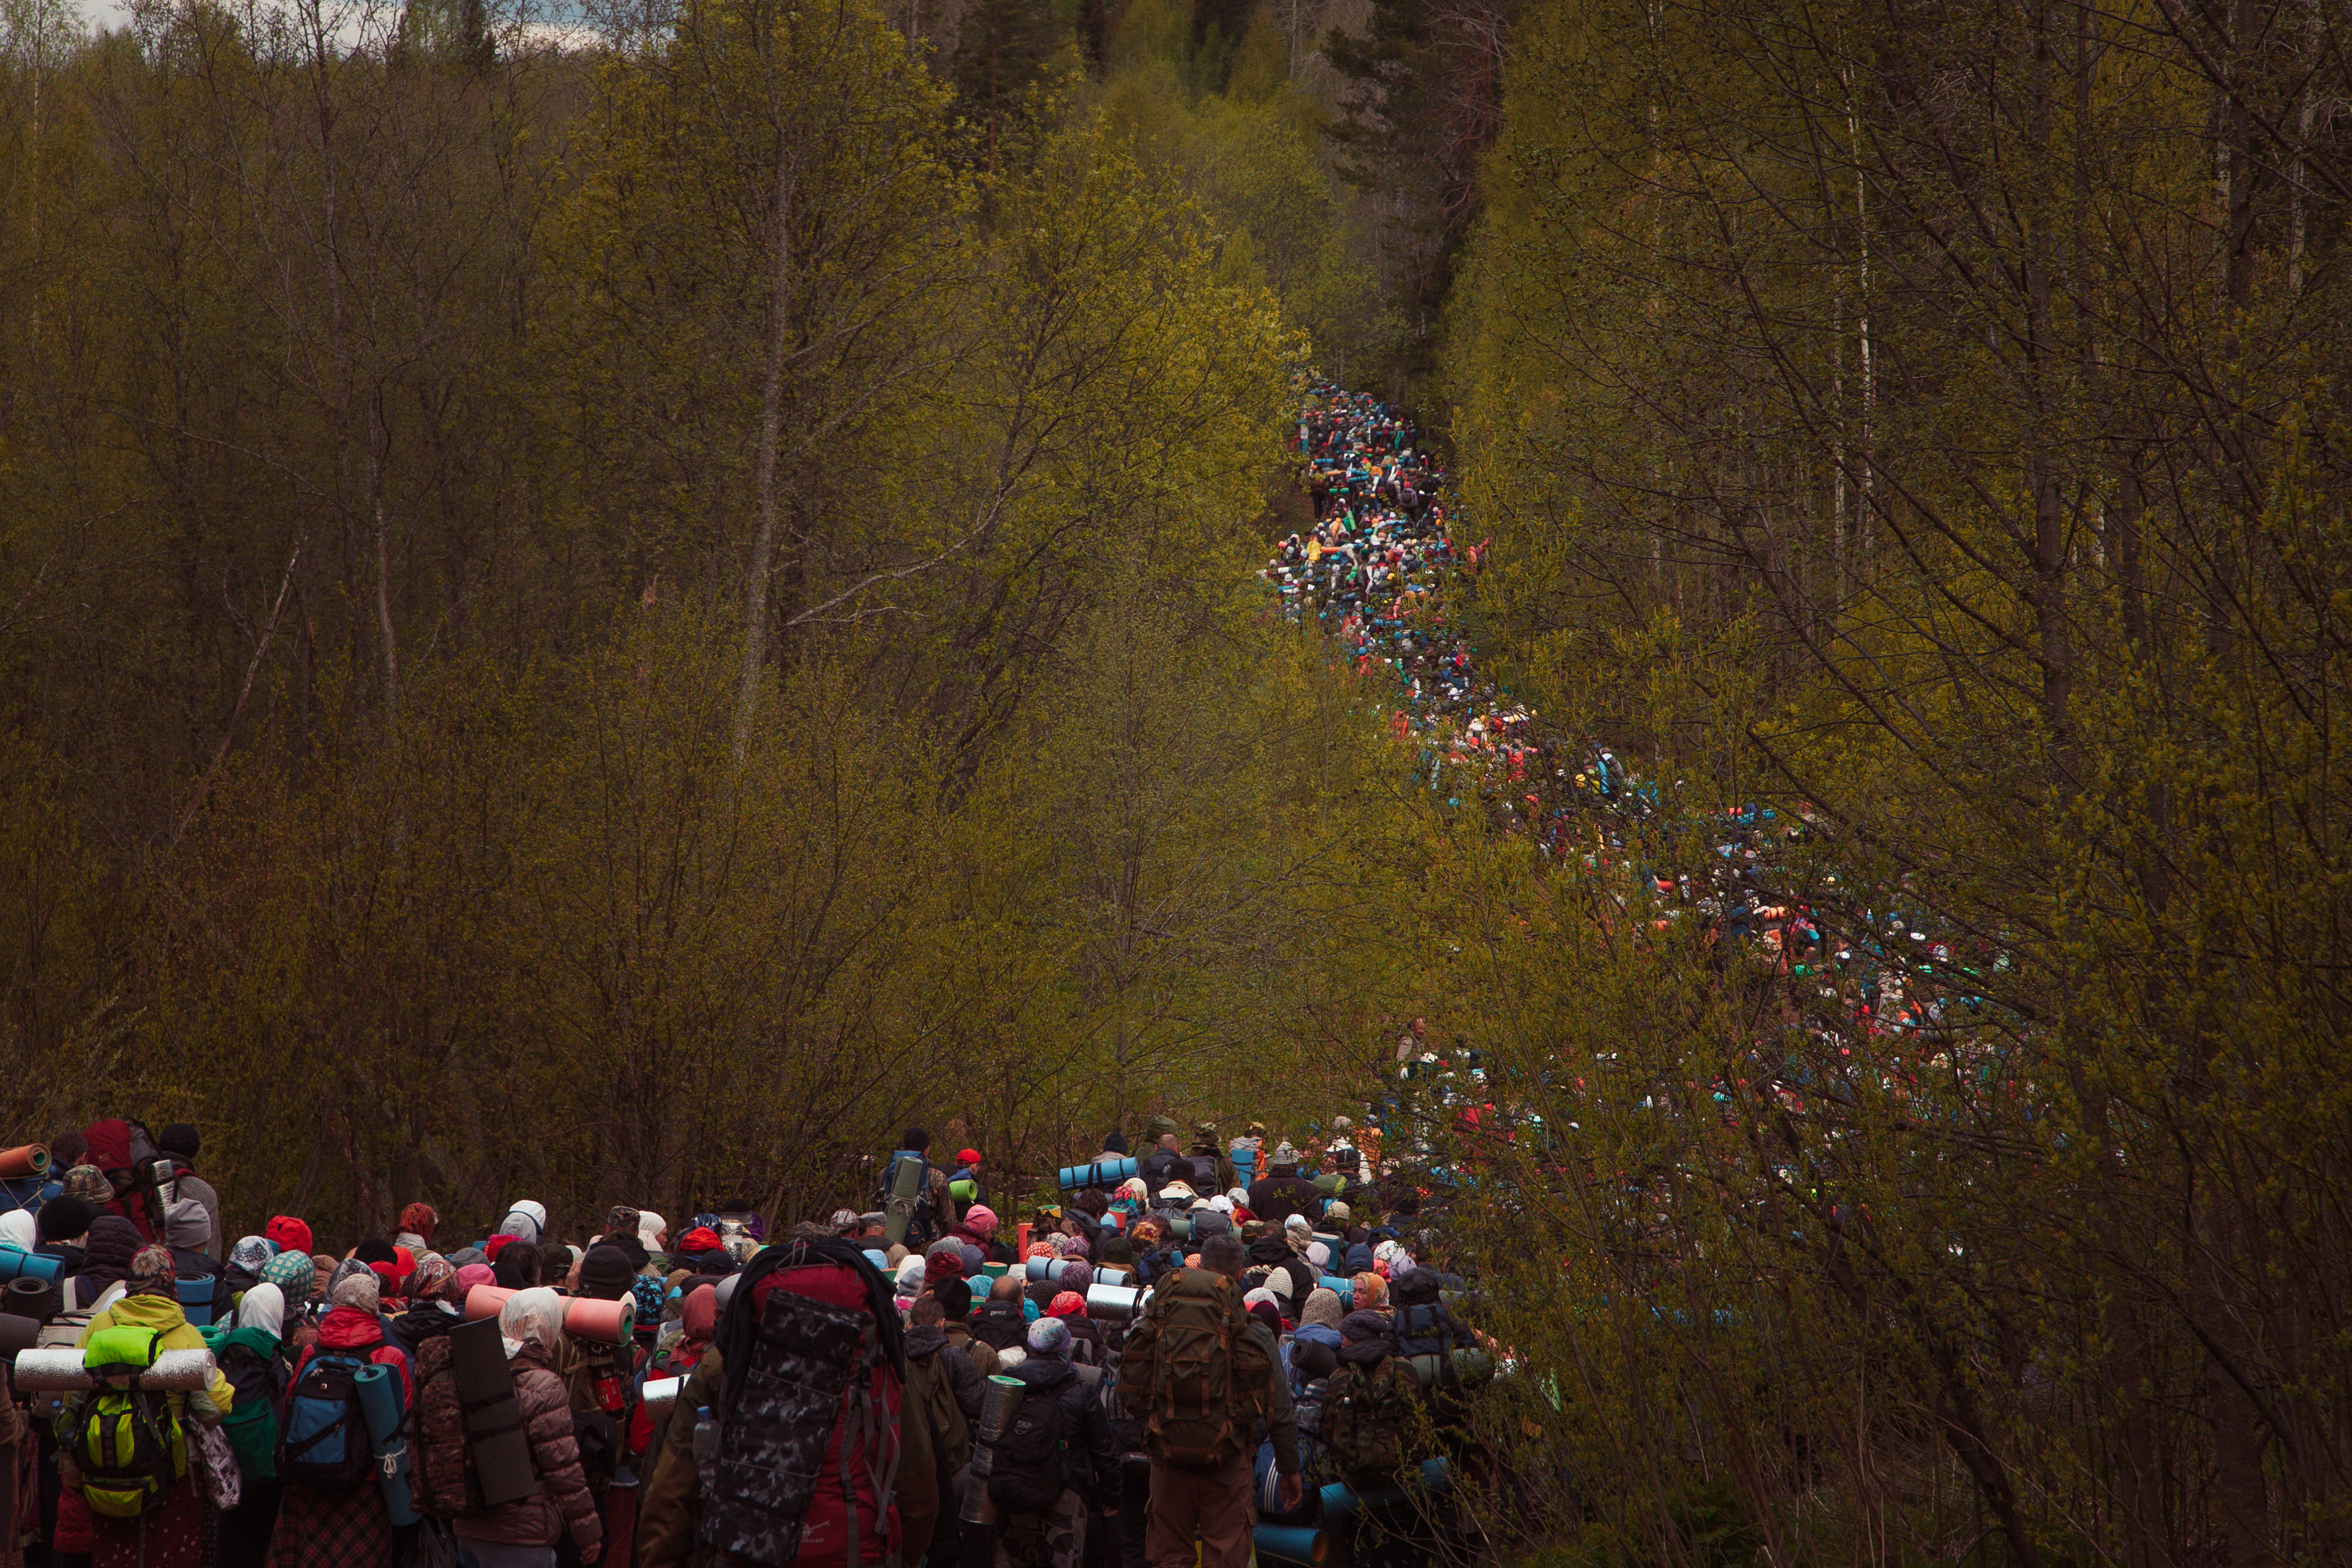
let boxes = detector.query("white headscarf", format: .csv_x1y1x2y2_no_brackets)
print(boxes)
636,1211,669,1254
0,1211,36,1251
497,1200,548,1245
237,1282,286,1340
894,1257,927,1298
500,1286,567,1360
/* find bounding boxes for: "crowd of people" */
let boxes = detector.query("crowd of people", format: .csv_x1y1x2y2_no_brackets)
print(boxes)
1273,381,2018,1139
0,1112,1488,1568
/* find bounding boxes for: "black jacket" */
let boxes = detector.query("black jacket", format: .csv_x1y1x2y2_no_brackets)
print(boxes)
1008,1355,1119,1506
1247,1174,1323,1225
1246,1235,1316,1305
971,1298,1030,1352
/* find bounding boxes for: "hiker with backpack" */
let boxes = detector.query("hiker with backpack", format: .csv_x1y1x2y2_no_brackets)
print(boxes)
986,1316,1120,1568
266,1265,410,1567
56,1243,235,1568
208,1278,293,1558
1178,1129,1238,1200
636,1229,938,1568
1120,1232,1298,1568
1243,1147,1322,1227
162,1199,230,1328
447,1288,606,1566
900,1294,978,1564
876,1129,957,1252
153,1124,224,1261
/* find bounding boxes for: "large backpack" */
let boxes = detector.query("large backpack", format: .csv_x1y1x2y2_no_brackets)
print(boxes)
984,1382,1068,1513
1117,1268,1270,1469
698,1260,903,1566
908,1348,971,1476
277,1348,376,1491
1186,1153,1219,1192
410,1336,490,1519
1322,1356,1417,1484
875,1152,937,1249
65,1327,186,1518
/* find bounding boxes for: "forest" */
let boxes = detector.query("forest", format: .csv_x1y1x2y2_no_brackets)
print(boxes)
4,0,2350,1555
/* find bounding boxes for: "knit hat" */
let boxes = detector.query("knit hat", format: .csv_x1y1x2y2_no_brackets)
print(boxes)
1339,1308,1390,1344
1047,1290,1087,1319
157,1123,200,1158
266,1216,313,1256
1025,1316,1072,1356
36,1195,96,1244
128,1245,175,1296
262,1247,316,1308
333,1268,382,1312
577,1245,639,1301
632,1273,667,1325
63,1166,110,1204
1101,1132,1129,1155
957,1148,982,1166
456,1263,496,1292
933,1278,972,1320
960,1205,997,1237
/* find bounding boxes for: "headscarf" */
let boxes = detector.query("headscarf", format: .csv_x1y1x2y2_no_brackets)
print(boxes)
266,1216,313,1256
894,1257,927,1299
407,1253,462,1304
1351,1271,1387,1309
64,1166,111,1205
455,1263,495,1294
399,1202,439,1242
1302,1286,1344,1328
229,1235,277,1278
1249,1298,1283,1336
1047,1290,1087,1319
262,1247,316,1311
668,1282,716,1358
499,1286,565,1360
78,1215,143,1288
333,1266,382,1313
636,1212,669,1254
326,1256,373,1303
1026,1316,1072,1357
128,1245,176,1297
0,1211,35,1251
238,1282,287,1340
311,1254,336,1300
1060,1232,1090,1259
496,1200,547,1245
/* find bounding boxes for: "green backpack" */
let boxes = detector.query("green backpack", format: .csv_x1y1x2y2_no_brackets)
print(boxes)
1117,1268,1270,1469
65,1327,188,1518
1321,1355,1417,1485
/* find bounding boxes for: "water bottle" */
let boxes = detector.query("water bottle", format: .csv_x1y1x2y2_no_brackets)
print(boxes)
692,1407,718,1467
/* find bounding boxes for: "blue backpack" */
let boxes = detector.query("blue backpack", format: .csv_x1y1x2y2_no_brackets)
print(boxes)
277,1349,375,1490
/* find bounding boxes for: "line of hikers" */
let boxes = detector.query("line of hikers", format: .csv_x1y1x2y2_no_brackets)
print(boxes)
0,1110,1490,1568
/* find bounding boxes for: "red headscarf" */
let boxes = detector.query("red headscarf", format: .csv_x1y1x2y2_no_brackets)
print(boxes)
675,1284,719,1366
267,1215,314,1256
79,1120,154,1243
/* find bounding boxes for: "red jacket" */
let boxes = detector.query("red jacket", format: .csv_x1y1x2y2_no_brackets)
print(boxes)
287,1305,413,1406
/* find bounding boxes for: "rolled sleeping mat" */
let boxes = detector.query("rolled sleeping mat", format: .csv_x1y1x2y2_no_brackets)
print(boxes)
0,1248,62,1285
464,1284,517,1322
12,1346,219,1391
449,1316,538,1507
1316,1276,1354,1309
1254,1524,1329,1565
1440,1287,1485,1314
882,1150,925,1249
1023,1257,1083,1286
981,1262,1009,1279
1057,1156,1137,1191
1311,1172,1346,1195
4,1276,57,1322
353,1363,420,1526
1167,1215,1191,1241
1311,1233,1343,1254
0,1311,40,1362
639,1375,683,1423
0,1145,49,1180
1084,1283,1143,1321
563,1297,629,1346
1405,1348,1494,1388
1317,1458,1454,1521
862,1250,890,1272
976,1373,1026,1445
1091,1266,1131,1287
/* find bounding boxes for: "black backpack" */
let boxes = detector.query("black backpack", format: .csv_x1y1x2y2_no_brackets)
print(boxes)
277,1348,375,1491
1186,1154,1219,1191
985,1383,1068,1513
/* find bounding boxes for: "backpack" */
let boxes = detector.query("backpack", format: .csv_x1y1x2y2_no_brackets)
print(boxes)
65,1327,186,1518
277,1348,377,1491
1117,1268,1270,1469
411,1335,488,1518
698,1261,903,1566
1322,1357,1417,1484
984,1383,1068,1513
909,1347,971,1475
876,1152,937,1248
1186,1154,1219,1191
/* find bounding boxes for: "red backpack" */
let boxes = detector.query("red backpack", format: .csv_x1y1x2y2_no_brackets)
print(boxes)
697,1259,903,1566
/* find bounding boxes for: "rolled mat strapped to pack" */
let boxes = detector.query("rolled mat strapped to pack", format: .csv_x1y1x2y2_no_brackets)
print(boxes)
1405,1349,1495,1388
981,1262,1008,1279
1023,1257,1085,1286
1055,1157,1137,1192
463,1285,627,1345
1317,1458,1452,1520
1254,1523,1329,1564
353,1363,420,1525
1084,1283,1143,1321
0,1311,40,1361
0,1145,49,1180
12,1346,218,1391
0,1248,62,1285
175,1276,216,1329
448,1315,539,1508
640,1375,682,1422
1317,1276,1355,1308
882,1148,925,1248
